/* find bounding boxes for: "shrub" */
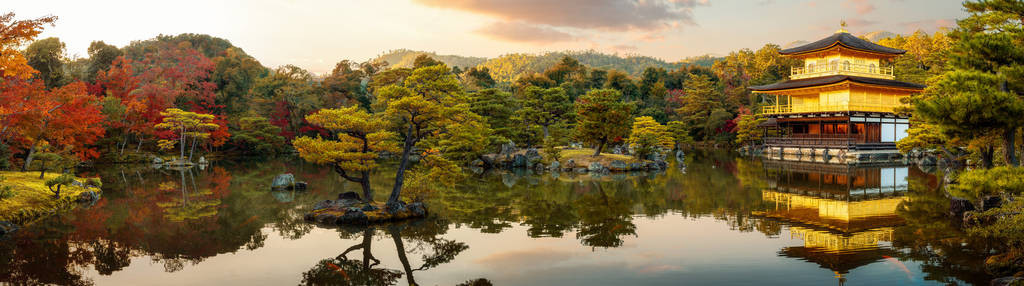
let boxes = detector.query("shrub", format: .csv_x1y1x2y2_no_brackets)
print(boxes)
44,174,75,198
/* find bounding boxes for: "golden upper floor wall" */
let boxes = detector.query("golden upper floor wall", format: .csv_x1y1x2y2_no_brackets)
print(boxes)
791,48,894,80
761,84,912,115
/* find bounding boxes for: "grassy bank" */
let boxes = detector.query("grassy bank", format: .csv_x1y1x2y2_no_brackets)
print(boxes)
0,171,100,225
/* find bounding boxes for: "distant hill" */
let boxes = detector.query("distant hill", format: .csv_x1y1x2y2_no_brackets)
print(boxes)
863,31,898,42
783,40,809,49
373,49,721,84
372,49,488,69
477,50,692,83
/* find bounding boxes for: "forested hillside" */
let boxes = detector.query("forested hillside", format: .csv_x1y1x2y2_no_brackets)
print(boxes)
372,49,487,70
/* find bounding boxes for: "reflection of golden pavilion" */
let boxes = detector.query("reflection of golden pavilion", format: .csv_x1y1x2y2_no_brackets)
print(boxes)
753,161,909,283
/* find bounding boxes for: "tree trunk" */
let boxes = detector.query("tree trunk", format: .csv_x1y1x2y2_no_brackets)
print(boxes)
593,139,606,157
179,126,187,162
981,145,995,169
39,160,46,179
388,124,417,207
542,125,550,139
136,137,143,152
189,135,197,162
390,227,417,286
1004,128,1018,166
22,140,38,171
360,171,373,203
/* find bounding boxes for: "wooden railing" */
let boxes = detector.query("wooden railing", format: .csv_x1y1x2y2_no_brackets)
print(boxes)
765,136,858,148
760,103,902,115
791,63,894,80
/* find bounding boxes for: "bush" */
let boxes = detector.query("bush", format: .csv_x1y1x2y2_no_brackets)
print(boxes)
0,176,12,200
542,137,562,163
44,174,75,198
948,166,1024,201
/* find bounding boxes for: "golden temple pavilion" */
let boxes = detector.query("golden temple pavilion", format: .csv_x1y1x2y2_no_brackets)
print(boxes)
750,27,925,164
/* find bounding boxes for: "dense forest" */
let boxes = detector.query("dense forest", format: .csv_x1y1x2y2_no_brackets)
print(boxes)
0,9,962,175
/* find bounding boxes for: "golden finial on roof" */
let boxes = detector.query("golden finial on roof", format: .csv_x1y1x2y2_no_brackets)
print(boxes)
837,20,849,33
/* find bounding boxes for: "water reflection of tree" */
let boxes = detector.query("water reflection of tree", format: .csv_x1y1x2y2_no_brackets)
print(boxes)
301,219,469,286
892,168,995,285
0,158,337,283
575,181,637,249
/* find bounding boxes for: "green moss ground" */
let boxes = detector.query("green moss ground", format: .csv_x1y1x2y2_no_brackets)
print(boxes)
0,171,100,225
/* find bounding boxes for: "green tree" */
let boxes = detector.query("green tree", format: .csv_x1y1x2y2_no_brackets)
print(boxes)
675,74,723,141
516,86,573,139
468,88,517,145
86,41,122,82
666,121,693,149
231,116,286,155
626,116,673,160
733,113,766,149
293,107,398,202
24,37,66,88
211,47,267,116
375,64,482,208
943,0,1024,166
575,89,635,156
914,70,1024,168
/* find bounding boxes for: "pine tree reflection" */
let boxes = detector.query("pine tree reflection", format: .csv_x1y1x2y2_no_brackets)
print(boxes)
301,219,469,286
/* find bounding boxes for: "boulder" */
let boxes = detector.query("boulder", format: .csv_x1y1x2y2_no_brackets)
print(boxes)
271,174,296,190
76,191,100,204
574,167,588,173
198,156,208,165
152,157,164,164
655,159,668,169
512,154,528,168
500,141,517,155
480,154,498,167
525,148,542,165
588,162,606,173
470,159,484,167
949,197,975,218
0,221,18,237
919,155,938,166
549,161,561,171
565,159,576,169
991,276,1023,286
628,162,644,171
609,160,628,171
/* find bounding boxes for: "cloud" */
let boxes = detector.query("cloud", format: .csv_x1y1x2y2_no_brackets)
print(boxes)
842,0,875,15
414,0,706,32
475,21,577,43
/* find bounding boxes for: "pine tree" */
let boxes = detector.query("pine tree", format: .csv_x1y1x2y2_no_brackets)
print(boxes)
575,89,635,156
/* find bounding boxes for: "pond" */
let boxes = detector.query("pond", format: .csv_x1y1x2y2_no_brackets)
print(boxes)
0,150,998,285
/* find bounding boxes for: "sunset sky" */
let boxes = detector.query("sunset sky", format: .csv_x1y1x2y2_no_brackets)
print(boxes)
11,0,967,74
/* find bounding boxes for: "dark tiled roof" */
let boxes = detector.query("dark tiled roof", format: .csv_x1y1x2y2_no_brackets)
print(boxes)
749,75,925,91
781,32,906,55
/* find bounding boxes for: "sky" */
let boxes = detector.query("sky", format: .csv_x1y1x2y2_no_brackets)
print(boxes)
10,0,967,74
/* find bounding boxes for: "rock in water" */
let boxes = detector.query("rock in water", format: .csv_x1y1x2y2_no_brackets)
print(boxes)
588,162,606,173
76,191,100,203
152,157,164,164
0,221,18,237
609,160,628,171
549,161,560,171
565,159,576,169
271,174,296,191
512,154,527,168
525,148,542,165
198,156,208,165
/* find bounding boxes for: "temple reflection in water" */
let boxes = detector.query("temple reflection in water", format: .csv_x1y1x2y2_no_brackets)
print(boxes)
753,161,910,285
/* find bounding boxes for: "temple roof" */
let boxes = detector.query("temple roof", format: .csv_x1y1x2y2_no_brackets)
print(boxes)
780,32,906,55
749,75,925,91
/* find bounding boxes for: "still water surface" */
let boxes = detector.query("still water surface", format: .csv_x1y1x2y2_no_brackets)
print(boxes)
0,151,995,285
